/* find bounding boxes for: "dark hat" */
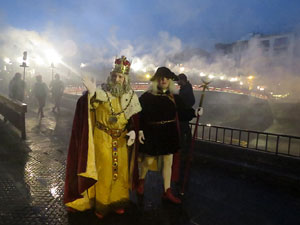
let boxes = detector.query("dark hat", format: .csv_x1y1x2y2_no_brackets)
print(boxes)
178,73,187,81
150,67,178,81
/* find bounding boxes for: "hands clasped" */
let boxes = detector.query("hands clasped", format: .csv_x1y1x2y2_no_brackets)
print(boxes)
82,75,96,96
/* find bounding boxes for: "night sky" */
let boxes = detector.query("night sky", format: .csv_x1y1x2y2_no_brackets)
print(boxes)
1,0,300,79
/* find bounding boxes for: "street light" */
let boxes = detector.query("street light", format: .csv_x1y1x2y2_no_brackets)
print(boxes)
50,63,55,81
20,51,29,80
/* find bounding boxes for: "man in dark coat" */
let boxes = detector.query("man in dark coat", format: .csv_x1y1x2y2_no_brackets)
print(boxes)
177,73,197,187
33,75,48,118
136,67,203,204
9,72,26,102
177,74,196,152
50,73,65,113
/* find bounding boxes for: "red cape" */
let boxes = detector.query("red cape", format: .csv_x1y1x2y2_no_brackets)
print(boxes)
64,93,97,204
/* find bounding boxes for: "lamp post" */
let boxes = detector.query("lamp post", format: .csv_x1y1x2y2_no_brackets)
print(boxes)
50,63,55,81
20,51,28,81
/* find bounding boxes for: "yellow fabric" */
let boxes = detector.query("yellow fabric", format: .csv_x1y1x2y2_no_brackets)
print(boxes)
78,93,97,180
66,95,130,214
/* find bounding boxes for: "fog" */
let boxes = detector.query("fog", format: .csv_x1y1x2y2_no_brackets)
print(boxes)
1,24,300,101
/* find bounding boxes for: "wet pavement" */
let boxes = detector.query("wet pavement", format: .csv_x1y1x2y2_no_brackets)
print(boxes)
1,102,300,225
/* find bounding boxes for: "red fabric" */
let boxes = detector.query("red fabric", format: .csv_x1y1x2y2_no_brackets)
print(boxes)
64,93,97,204
171,152,180,182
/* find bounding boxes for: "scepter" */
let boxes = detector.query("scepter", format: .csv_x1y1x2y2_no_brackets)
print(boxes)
180,79,210,195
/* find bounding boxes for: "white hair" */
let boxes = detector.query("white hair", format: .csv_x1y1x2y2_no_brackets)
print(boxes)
148,79,177,94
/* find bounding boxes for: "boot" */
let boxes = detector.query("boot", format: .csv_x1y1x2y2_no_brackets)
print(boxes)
162,188,181,204
136,179,145,196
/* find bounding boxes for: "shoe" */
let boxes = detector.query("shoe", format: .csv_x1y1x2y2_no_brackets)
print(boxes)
95,212,104,219
136,179,145,196
115,208,125,214
162,188,182,204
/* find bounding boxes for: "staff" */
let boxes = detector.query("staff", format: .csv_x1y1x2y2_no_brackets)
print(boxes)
181,79,210,195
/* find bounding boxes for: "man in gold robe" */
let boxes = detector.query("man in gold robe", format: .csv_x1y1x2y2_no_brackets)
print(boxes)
64,56,141,219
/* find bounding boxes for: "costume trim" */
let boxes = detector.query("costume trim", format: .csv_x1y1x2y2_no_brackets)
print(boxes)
95,88,141,119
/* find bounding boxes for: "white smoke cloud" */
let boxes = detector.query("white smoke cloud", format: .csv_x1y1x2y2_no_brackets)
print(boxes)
1,22,300,100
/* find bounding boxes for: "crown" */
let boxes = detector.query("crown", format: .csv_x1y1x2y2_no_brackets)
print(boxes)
112,55,131,75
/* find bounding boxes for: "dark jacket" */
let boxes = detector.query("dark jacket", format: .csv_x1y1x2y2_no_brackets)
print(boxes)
138,91,194,156
9,77,25,101
179,82,195,108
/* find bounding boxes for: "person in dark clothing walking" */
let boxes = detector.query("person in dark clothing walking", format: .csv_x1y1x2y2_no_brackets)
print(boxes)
50,73,65,113
33,75,48,118
9,72,26,102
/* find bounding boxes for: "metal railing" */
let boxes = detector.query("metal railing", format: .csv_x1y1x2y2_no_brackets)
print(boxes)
191,123,300,159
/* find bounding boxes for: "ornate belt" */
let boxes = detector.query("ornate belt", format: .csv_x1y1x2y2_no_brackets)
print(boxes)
95,121,126,181
95,121,125,138
148,119,176,125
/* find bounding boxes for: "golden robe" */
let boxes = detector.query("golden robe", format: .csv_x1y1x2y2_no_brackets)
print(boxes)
66,90,141,215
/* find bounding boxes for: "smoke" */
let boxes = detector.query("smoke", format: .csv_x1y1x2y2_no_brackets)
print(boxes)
0,15,300,100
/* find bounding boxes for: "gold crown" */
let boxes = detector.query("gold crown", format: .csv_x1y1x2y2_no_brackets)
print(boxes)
112,56,131,75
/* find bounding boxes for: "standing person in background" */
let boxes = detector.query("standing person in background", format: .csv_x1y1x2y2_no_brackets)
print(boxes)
50,73,65,113
176,73,196,186
9,72,26,102
177,74,195,154
137,67,203,204
33,75,48,118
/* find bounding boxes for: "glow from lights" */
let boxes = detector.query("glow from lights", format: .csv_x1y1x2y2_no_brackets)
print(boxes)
50,186,59,198
208,74,214,79
145,74,151,79
142,68,147,73
248,75,254,80
131,58,143,72
80,63,86,68
45,49,62,64
200,72,206,77
229,77,238,82
180,67,184,73
220,76,225,80
4,57,11,64
240,81,243,85
33,56,45,65
16,57,23,64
